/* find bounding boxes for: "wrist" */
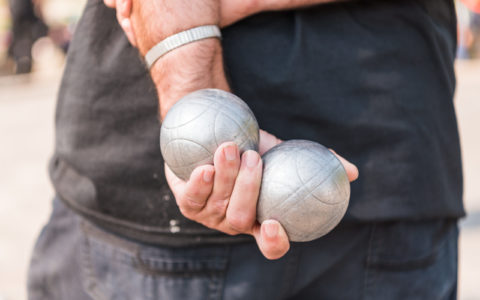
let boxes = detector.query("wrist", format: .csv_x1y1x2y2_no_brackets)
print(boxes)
151,39,230,120
145,25,222,69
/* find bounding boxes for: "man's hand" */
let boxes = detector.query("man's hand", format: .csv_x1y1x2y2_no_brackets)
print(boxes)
166,130,359,260
103,0,358,260
166,130,288,259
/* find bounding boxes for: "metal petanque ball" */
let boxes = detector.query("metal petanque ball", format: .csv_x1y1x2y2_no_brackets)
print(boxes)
160,89,259,180
257,140,350,242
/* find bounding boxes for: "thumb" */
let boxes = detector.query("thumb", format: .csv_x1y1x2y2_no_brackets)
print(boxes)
252,220,290,260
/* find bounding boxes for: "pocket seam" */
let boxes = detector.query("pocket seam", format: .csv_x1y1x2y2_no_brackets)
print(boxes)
366,221,454,271
80,230,108,300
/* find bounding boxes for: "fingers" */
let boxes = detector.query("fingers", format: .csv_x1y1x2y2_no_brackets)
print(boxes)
164,163,186,197
180,166,216,217
329,149,359,182
114,0,138,46
201,143,241,225
166,143,244,232
165,164,214,217
225,150,262,232
259,129,282,155
165,138,290,260
253,220,290,260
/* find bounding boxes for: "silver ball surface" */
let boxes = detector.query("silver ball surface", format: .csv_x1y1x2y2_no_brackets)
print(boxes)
258,140,350,242
160,89,259,180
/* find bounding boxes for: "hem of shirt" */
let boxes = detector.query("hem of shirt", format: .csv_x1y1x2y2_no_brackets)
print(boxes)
56,193,255,247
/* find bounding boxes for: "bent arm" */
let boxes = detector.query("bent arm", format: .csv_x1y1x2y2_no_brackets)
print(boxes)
115,0,345,116
125,1,292,259
115,1,226,119
104,0,356,261
107,0,347,104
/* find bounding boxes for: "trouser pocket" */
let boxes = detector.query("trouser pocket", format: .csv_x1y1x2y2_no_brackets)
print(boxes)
364,219,458,300
80,221,229,300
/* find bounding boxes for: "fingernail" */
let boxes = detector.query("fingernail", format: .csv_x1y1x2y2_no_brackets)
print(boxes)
244,151,259,169
264,221,278,239
224,145,237,161
203,169,213,183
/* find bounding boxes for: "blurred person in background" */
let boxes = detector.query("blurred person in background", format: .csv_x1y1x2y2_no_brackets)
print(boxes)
7,0,48,73
457,0,480,58
470,5,480,56
27,0,464,299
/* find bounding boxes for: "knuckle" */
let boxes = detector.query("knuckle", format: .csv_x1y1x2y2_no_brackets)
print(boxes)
219,158,240,175
217,173,236,188
199,219,240,236
185,198,205,209
219,223,241,236
178,206,195,220
241,173,259,187
226,158,240,169
186,188,205,201
181,194,206,211
239,166,262,185
201,219,223,231
210,199,229,216
200,220,215,230
217,191,233,202
227,212,253,232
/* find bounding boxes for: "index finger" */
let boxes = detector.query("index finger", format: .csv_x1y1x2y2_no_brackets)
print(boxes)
165,164,214,217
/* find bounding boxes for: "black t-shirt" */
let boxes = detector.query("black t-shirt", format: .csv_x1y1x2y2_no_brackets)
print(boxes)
50,0,464,245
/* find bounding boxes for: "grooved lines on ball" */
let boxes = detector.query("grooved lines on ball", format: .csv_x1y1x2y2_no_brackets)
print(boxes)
162,106,257,168
260,162,343,220
162,138,213,168
258,141,350,241
160,89,259,180
260,148,346,213
211,103,258,148
162,100,215,129
285,203,347,241
162,98,257,144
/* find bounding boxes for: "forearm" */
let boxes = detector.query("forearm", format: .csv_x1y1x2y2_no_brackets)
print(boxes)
150,39,230,120
115,0,343,120
127,0,229,119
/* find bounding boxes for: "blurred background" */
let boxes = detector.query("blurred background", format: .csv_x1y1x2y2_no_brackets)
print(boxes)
0,0,479,299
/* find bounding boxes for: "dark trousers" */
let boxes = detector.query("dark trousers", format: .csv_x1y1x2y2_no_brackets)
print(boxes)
28,198,459,300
